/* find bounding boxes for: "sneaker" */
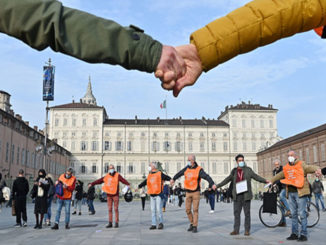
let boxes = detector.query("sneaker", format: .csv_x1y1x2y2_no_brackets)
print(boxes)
244,231,250,236
78,212,81,216
51,223,59,230
192,226,197,233
322,208,326,212
209,210,214,214
14,223,22,228
162,207,166,212
149,225,156,230
187,224,193,232
158,223,164,230
286,234,298,240
106,222,113,228
114,223,119,228
34,224,39,229
65,224,70,230
297,235,307,242
230,231,239,235
72,211,76,215
89,211,95,215
22,222,27,227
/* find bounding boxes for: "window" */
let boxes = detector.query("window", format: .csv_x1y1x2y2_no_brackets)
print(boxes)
81,164,86,174
223,142,228,152
104,163,109,173
269,120,273,128
141,162,145,174
200,132,204,137
105,131,110,137
232,119,237,127
200,142,205,152
224,162,229,174
93,118,98,126
163,141,171,151
116,165,122,173
152,141,159,152
62,141,67,148
71,141,75,151
127,141,132,151
188,132,192,137
321,143,326,161
71,131,76,137
306,148,310,163
213,162,217,174
233,142,237,151
242,120,246,128
165,162,169,172
21,149,25,165
212,133,216,137
188,142,193,152
128,164,134,174
92,141,98,151
82,131,87,137
55,119,59,126
141,132,145,137
11,145,15,163
72,118,76,126
223,133,228,137
175,141,182,152
177,162,181,172
212,142,216,151
93,131,98,138
116,141,123,151
81,141,88,151
5,142,9,162
252,142,256,151
176,132,181,138
313,145,318,163
92,164,97,173
260,120,264,128
17,147,20,165
165,132,169,137
251,120,255,128
82,118,87,126
63,118,67,126
243,142,247,151
63,131,67,138
104,141,111,151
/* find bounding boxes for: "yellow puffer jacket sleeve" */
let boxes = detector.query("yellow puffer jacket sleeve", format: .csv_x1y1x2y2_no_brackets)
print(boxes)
190,0,326,72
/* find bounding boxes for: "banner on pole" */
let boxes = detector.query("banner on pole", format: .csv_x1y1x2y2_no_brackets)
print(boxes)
43,66,55,101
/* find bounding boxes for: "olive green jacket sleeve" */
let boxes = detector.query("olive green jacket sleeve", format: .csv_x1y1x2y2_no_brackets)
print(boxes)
0,0,162,73
190,0,326,71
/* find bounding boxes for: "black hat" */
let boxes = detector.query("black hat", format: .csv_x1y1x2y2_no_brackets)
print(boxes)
124,189,133,203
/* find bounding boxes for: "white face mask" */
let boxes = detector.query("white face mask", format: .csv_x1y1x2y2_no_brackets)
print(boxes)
148,166,152,172
109,169,115,174
288,156,295,163
187,161,191,167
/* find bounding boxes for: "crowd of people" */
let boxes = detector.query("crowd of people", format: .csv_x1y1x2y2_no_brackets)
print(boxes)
1,152,326,242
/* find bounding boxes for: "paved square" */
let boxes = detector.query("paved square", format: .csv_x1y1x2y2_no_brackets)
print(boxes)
0,199,325,245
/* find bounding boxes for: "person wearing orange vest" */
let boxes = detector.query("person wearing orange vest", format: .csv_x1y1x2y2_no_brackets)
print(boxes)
138,161,171,230
51,167,76,230
271,150,321,242
89,164,129,228
171,154,216,233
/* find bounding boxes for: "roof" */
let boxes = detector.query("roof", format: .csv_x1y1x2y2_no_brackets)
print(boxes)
218,101,278,119
0,90,11,96
104,118,229,127
50,102,103,109
258,123,326,154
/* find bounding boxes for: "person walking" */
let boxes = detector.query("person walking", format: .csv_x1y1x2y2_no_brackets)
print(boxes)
171,154,216,233
162,184,169,212
72,180,83,215
87,185,96,215
31,169,50,229
271,150,321,242
176,183,184,208
89,164,130,228
12,169,29,227
207,188,215,214
44,174,55,226
140,187,147,211
138,162,171,230
216,154,268,236
312,176,326,211
51,167,76,230
273,160,291,227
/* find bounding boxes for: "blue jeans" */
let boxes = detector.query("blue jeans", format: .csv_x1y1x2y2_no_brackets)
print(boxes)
162,194,168,208
74,199,82,212
87,200,95,213
314,193,325,210
55,199,71,225
44,195,53,221
279,189,290,223
288,192,308,237
150,196,163,226
209,194,215,210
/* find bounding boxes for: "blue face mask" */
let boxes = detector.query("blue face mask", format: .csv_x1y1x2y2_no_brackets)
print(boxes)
238,161,245,168
316,178,320,182
187,161,191,167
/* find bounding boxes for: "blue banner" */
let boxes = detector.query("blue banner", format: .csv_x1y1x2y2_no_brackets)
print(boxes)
43,66,55,101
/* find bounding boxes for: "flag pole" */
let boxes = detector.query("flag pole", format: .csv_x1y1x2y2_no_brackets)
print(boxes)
165,95,167,120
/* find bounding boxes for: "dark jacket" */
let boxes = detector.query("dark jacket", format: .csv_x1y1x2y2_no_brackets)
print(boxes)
138,171,171,196
0,0,162,73
12,176,29,198
31,177,50,199
173,162,215,193
312,180,324,194
272,166,284,191
216,166,266,201
75,181,84,200
87,186,95,200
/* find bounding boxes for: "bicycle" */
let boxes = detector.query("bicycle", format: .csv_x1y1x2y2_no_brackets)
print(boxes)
259,186,320,228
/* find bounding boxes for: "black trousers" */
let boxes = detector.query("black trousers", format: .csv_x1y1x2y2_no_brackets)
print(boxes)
233,194,251,233
15,196,27,224
141,197,146,210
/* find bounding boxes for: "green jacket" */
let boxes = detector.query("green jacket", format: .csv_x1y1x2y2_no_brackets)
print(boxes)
271,160,319,198
216,166,266,201
0,0,162,73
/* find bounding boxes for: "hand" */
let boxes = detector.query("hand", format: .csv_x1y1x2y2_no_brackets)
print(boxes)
155,45,186,90
212,184,217,191
38,182,42,186
55,181,59,185
170,179,175,186
88,184,92,188
63,184,67,189
172,44,203,97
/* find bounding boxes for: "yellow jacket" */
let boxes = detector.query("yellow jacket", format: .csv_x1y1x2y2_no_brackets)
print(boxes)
190,0,326,72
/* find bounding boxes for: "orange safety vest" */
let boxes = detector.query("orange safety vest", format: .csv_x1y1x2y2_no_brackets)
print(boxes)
314,26,326,38
280,161,305,188
102,172,119,194
147,171,162,195
58,174,76,199
184,166,201,191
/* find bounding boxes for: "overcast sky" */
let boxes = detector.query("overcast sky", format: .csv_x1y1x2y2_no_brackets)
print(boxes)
0,0,325,139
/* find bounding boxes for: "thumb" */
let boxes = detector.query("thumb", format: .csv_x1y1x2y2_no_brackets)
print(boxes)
173,79,188,97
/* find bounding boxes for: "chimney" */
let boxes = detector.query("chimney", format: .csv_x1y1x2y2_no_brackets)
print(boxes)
25,121,29,126
15,114,22,120
9,109,14,115
135,115,138,124
80,99,82,103
39,130,44,135
33,126,38,131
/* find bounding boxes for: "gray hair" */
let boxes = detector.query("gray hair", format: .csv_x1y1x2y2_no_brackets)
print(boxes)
189,154,196,161
151,161,158,169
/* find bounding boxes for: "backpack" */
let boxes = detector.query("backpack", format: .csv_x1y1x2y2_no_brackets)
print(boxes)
55,182,64,197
